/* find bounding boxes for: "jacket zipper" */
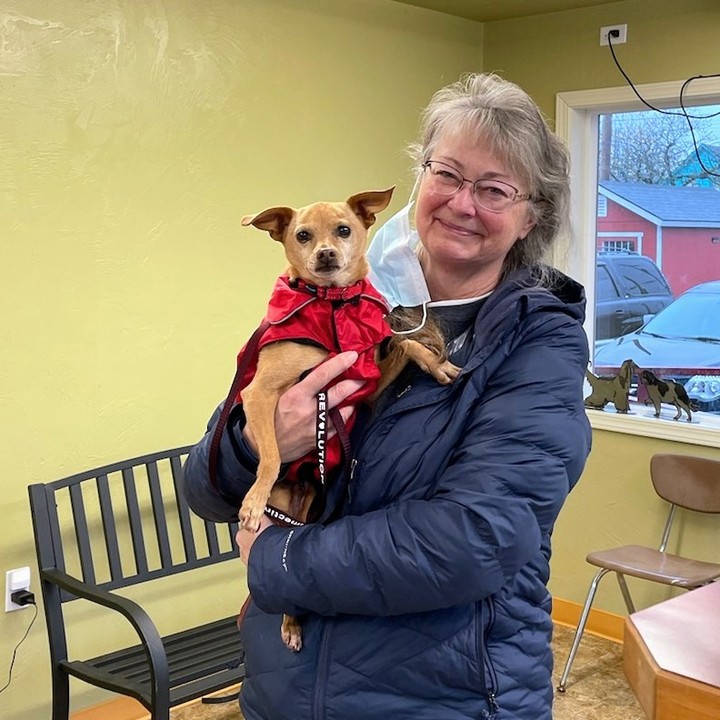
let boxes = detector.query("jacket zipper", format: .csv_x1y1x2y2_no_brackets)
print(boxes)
482,596,499,718
312,619,333,720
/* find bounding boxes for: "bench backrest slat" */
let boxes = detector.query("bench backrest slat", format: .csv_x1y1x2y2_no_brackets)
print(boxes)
30,446,239,602
97,473,124,583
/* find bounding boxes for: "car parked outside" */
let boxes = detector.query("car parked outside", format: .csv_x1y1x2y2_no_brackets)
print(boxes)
594,280,720,413
595,251,673,343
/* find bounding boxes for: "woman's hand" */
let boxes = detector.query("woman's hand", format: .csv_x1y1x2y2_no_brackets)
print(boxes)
236,513,274,565
242,350,364,463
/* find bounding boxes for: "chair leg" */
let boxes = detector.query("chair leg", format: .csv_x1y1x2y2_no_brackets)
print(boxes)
616,574,636,614
556,568,611,693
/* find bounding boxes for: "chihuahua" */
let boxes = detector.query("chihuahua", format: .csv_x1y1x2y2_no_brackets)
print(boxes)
236,187,459,650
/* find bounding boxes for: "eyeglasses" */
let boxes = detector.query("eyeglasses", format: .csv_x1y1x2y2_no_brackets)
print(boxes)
421,159,532,213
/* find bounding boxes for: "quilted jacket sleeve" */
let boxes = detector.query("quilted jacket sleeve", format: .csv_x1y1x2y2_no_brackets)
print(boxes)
246,309,591,618
182,402,258,523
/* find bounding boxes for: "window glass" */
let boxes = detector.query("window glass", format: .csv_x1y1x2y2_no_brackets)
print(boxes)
592,104,720,416
596,264,619,300
614,259,670,297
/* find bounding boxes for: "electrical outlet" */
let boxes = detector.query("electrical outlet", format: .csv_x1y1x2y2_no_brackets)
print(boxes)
5,566,31,612
600,24,627,46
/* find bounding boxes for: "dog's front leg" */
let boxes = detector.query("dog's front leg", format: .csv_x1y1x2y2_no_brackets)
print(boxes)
240,342,327,532
400,338,460,384
240,375,286,533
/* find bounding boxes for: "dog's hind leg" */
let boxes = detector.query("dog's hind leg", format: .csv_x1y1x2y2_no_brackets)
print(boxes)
281,614,303,652
674,400,692,422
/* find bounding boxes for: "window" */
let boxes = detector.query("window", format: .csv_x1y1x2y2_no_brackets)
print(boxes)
556,78,720,446
600,239,633,252
597,195,608,217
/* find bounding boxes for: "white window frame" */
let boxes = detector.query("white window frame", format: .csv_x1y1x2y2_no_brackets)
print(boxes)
554,77,720,448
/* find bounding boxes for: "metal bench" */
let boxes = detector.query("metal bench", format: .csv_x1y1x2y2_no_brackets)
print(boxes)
28,446,244,720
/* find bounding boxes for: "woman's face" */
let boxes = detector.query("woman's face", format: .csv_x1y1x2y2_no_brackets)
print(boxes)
415,133,536,297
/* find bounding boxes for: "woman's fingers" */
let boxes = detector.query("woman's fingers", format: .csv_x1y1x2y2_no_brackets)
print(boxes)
294,351,359,396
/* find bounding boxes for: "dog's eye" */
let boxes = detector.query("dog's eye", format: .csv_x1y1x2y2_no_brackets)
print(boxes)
336,225,351,239
296,229,312,244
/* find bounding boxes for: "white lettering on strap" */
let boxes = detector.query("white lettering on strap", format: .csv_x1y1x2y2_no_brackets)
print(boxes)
317,390,328,486
282,529,294,572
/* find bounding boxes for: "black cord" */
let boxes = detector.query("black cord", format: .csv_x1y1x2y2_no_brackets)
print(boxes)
0,603,39,695
607,34,720,179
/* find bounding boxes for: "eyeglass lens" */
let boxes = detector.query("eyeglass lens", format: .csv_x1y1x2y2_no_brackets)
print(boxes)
424,161,520,212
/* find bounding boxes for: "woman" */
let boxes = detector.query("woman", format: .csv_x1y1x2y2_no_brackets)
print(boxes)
183,73,592,719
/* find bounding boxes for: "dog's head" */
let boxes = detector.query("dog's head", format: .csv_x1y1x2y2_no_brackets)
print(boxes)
640,369,658,385
242,188,394,287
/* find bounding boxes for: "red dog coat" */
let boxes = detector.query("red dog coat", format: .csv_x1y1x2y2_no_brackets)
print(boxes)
236,275,392,494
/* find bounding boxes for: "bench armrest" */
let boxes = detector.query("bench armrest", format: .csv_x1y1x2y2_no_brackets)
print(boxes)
42,567,169,693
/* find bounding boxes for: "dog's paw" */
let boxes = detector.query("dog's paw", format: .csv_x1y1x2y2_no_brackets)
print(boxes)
281,617,303,652
239,497,265,533
434,361,461,384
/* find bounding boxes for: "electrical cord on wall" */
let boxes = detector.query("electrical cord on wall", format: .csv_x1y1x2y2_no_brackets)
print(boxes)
0,591,38,695
607,33,720,178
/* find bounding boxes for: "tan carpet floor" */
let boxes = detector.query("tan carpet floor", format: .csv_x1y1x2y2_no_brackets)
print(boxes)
171,625,644,719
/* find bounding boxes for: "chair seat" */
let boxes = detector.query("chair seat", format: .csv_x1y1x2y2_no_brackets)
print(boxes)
587,545,720,587
61,615,244,707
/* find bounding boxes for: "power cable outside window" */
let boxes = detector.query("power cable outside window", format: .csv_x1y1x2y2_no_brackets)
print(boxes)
607,34,720,178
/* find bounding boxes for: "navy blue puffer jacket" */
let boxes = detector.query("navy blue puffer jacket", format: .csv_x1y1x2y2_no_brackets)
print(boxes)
183,267,592,720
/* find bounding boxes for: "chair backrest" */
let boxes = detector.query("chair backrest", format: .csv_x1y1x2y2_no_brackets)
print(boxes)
29,446,238,603
650,453,720,513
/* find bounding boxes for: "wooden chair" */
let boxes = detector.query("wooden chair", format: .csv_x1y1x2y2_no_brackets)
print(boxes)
28,446,244,720
557,452,720,693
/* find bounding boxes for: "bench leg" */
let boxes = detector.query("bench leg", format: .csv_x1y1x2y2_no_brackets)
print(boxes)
51,668,70,720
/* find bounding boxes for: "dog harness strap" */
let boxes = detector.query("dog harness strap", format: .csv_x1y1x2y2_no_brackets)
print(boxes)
264,504,306,528
329,405,352,477
208,319,271,491
289,278,365,302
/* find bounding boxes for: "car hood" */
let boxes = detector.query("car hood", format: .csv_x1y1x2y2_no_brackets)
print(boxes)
594,332,720,371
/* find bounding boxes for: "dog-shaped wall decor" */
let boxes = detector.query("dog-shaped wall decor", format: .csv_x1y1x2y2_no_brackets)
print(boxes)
212,187,459,651
638,369,696,422
584,359,637,413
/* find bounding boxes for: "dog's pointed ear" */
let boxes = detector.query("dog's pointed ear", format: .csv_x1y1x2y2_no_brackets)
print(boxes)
241,206,295,242
346,187,395,229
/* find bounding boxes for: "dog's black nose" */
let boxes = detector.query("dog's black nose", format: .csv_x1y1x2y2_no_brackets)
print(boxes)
316,248,337,264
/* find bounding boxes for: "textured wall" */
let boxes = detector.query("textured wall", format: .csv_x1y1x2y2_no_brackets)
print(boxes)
0,1,481,716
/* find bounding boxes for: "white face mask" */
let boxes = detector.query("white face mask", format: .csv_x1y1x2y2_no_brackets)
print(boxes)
366,197,431,311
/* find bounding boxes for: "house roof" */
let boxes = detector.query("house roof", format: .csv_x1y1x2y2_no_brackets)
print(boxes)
599,180,720,228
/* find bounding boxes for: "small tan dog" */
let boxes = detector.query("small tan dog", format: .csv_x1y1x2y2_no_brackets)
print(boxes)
234,187,459,650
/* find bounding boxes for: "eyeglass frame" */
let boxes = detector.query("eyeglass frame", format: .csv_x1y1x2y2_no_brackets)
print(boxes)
421,159,532,213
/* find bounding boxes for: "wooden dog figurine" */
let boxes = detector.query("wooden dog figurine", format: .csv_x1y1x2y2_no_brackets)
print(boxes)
639,369,695,422
584,358,636,413
235,187,459,650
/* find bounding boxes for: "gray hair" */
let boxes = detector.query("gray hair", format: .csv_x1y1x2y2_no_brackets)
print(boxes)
409,73,571,284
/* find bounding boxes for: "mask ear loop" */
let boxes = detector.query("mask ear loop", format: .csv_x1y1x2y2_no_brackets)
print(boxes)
391,302,428,336
390,172,429,336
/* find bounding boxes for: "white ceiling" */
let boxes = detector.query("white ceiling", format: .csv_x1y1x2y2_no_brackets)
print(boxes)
391,0,628,23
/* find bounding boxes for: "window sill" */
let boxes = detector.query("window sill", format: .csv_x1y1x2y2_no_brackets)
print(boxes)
586,402,720,448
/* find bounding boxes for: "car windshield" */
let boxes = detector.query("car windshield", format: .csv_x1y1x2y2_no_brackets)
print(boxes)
641,290,720,342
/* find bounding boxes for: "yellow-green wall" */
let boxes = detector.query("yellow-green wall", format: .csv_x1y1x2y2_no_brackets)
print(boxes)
481,0,720,612
3,0,720,717
0,1,482,717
